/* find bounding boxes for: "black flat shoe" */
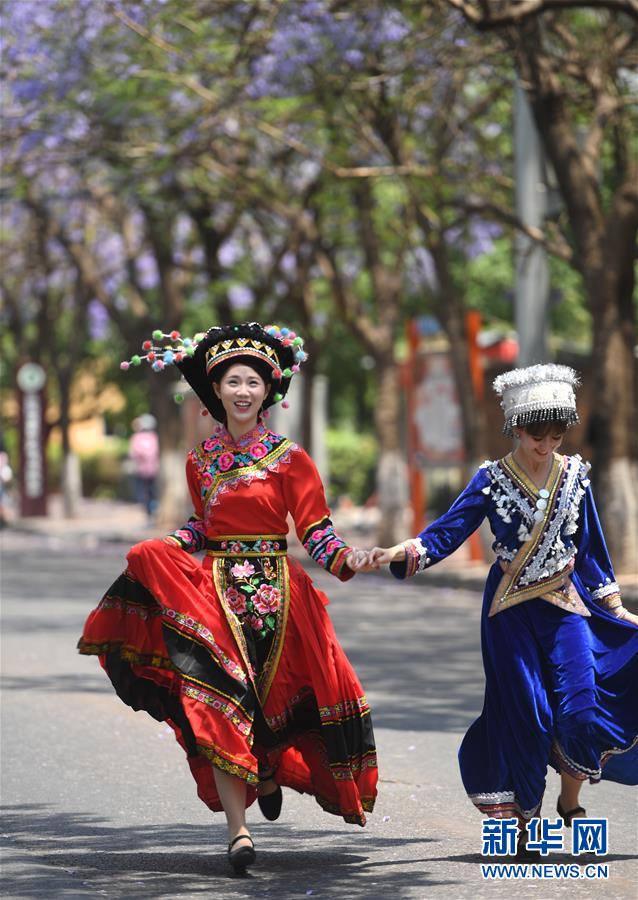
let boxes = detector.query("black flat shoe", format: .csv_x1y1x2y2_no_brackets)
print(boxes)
257,782,282,821
516,843,542,860
228,834,256,873
557,796,587,827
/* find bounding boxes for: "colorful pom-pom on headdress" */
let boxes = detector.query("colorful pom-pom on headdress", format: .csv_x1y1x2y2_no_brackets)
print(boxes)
120,321,307,421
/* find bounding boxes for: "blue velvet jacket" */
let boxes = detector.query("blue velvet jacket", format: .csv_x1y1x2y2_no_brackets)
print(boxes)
391,453,621,618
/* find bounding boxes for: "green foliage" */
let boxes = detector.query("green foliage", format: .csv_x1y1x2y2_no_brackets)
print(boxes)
326,428,378,506
45,438,129,498
79,439,129,499
463,236,592,346
464,237,515,326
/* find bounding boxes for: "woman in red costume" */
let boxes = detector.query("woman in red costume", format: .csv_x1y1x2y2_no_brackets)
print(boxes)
78,322,377,872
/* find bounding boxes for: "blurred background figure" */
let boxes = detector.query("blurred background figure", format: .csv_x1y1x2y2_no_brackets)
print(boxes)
0,434,14,528
128,414,159,522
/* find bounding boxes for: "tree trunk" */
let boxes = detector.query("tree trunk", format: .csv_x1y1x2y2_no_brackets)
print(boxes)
299,335,318,452
515,31,638,572
430,242,488,468
374,354,408,547
148,372,188,530
588,221,638,572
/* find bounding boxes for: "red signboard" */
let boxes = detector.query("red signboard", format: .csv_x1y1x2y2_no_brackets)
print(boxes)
17,362,48,516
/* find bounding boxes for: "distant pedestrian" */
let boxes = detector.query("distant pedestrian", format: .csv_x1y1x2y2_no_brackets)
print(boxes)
369,364,638,858
0,435,13,527
128,414,159,521
79,322,377,874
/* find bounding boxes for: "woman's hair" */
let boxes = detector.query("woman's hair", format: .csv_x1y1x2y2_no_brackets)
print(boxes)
521,419,568,438
210,357,273,405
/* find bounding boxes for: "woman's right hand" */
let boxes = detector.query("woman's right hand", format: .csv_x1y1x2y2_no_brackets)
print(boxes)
369,543,407,567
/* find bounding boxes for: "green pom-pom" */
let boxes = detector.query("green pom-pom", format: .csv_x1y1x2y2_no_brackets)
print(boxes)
174,393,184,404
273,392,284,402
292,336,303,347
152,329,163,340
131,355,141,366
283,367,292,378
186,345,195,356
194,332,205,342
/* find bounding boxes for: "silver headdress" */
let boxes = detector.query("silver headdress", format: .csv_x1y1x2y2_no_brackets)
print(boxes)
493,364,580,436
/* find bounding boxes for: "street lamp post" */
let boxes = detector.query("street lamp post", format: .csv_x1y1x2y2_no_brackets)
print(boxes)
514,83,551,366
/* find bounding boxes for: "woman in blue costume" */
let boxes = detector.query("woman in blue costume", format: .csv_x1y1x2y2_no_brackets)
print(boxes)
371,364,637,854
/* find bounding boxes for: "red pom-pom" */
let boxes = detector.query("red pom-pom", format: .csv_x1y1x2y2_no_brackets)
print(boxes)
147,351,156,361
272,368,282,380
142,340,152,351
170,330,180,340
201,408,209,417
174,352,184,362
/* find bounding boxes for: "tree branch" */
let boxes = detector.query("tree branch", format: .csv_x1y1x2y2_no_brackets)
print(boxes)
447,0,638,28
450,199,575,262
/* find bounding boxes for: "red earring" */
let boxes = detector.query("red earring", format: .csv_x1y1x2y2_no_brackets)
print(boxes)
201,408,209,417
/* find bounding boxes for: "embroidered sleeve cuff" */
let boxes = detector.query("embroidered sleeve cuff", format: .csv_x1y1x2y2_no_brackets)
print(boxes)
390,538,431,580
165,516,206,553
302,517,353,580
590,581,620,603
595,592,622,612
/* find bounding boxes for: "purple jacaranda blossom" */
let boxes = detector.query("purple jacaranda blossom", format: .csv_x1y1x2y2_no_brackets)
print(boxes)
228,284,254,310
12,80,46,103
219,240,243,267
20,131,45,153
466,221,503,259
175,214,192,246
280,252,297,276
136,253,160,290
96,233,126,274
343,49,364,68
375,9,410,45
88,300,110,340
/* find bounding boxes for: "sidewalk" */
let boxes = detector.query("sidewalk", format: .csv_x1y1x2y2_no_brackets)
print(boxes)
4,495,637,604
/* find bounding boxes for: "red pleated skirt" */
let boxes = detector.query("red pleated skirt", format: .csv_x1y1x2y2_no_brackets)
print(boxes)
78,539,377,825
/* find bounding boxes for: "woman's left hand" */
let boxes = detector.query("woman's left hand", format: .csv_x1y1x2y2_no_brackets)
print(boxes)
346,549,379,572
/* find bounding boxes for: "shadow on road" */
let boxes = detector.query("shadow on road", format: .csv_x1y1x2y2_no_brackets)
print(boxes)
330,579,486,734
2,803,459,898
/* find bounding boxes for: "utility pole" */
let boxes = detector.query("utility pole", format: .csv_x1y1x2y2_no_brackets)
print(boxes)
514,83,551,366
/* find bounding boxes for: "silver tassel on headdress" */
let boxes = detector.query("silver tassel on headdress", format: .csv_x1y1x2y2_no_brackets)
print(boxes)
493,364,580,436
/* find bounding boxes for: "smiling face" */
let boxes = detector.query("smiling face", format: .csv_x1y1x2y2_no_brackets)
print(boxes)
212,363,268,434
515,422,566,470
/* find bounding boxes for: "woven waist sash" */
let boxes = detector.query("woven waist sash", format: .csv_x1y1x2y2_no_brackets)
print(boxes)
205,534,288,557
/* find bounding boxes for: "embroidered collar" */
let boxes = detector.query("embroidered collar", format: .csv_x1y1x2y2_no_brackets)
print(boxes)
503,451,561,500
191,424,297,511
216,421,269,451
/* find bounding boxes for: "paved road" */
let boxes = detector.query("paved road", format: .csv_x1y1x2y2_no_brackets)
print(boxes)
1,532,636,899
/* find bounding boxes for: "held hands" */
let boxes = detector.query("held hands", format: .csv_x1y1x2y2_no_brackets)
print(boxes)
345,543,408,572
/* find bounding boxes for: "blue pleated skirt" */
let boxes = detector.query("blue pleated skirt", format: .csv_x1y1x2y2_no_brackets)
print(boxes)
458,565,638,819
